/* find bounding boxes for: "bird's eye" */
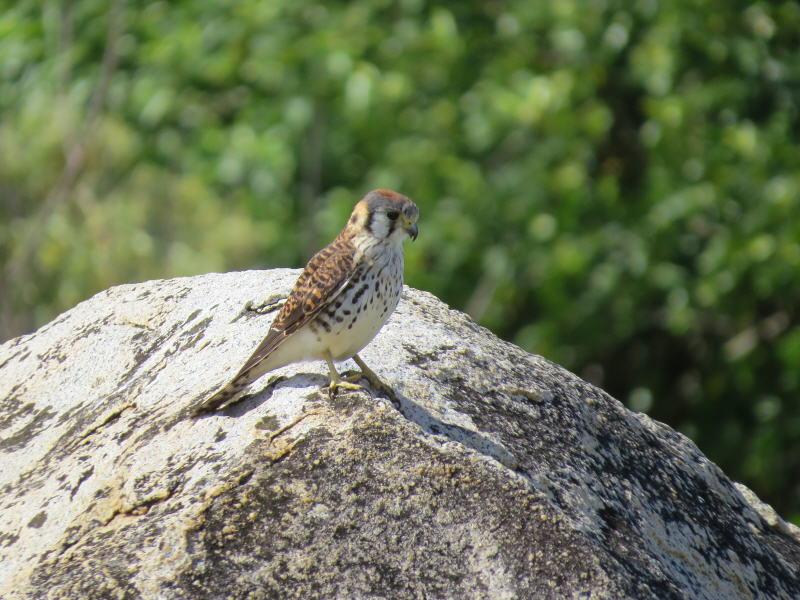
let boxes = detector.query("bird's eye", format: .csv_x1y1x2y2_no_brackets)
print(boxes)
387,211,400,221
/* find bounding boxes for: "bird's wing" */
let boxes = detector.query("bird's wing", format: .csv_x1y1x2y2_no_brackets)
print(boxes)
231,237,357,378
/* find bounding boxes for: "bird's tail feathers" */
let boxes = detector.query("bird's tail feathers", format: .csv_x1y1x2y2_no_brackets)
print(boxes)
192,372,253,416
191,339,287,417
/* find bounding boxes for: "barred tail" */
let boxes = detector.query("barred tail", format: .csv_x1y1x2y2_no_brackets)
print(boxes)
191,334,288,416
192,373,253,416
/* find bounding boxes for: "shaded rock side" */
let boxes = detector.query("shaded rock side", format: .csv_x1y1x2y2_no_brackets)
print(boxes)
1,269,799,599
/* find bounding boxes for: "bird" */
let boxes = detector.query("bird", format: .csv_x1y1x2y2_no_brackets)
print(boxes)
193,189,419,414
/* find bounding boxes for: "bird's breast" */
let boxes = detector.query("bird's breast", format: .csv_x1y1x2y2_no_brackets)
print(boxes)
310,248,404,360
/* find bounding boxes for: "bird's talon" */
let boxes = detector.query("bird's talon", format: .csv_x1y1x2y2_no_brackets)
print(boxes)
333,381,364,392
341,371,365,384
324,380,364,398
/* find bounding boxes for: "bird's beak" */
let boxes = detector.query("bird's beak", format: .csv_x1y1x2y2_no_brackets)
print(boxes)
406,222,419,241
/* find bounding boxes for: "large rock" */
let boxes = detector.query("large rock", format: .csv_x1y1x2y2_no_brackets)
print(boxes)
1,270,799,599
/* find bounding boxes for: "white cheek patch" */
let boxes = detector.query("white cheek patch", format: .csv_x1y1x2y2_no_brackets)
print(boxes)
370,216,390,240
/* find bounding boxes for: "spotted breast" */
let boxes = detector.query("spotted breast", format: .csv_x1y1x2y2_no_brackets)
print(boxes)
309,239,404,361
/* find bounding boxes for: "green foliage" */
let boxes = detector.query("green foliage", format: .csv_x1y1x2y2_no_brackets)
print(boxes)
1,0,799,519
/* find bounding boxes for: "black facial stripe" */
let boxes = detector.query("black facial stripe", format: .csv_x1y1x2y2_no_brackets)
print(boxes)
366,209,374,234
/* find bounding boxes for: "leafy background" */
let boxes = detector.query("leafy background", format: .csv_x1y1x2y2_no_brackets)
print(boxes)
1,1,799,521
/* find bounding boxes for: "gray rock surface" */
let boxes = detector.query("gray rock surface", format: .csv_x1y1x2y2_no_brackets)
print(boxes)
1,269,799,599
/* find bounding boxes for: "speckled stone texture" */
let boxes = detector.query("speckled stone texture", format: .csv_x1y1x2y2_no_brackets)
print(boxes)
1,270,799,600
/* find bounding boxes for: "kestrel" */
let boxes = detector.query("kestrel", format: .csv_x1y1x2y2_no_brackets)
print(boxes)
194,189,419,414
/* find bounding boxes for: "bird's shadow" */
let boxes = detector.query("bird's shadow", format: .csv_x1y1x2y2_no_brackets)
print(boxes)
218,373,329,418
389,388,519,470
193,371,518,471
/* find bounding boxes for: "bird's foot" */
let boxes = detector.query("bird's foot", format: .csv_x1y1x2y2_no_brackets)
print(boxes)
350,355,397,398
325,378,364,399
340,366,399,406
323,354,397,403
341,371,366,384
340,370,381,390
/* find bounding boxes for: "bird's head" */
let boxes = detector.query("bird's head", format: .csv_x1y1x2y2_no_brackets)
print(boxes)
347,189,419,244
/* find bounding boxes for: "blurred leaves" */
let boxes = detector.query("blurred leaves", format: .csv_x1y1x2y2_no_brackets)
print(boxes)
1,0,799,520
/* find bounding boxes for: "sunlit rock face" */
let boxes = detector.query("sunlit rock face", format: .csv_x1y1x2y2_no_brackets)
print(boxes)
2,270,799,600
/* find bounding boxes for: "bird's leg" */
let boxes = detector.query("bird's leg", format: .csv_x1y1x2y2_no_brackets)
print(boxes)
350,354,396,399
324,353,363,397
